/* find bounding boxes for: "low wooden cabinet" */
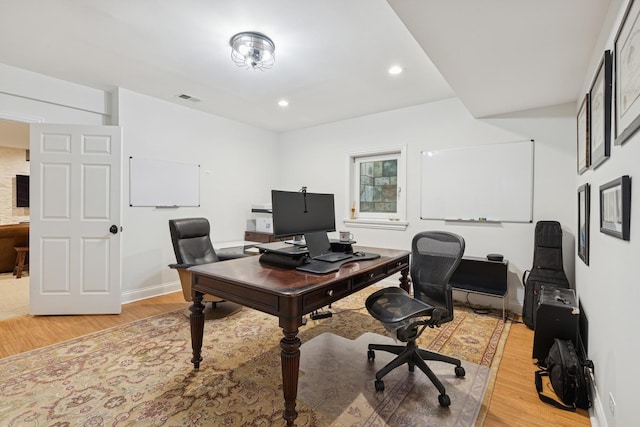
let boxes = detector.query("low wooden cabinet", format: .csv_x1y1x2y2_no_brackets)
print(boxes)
244,231,288,243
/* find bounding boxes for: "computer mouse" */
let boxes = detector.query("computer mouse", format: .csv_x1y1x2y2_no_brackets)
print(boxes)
353,251,365,257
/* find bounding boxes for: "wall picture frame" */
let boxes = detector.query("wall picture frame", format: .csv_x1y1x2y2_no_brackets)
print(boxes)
578,183,590,265
615,0,640,145
590,50,612,169
577,94,590,174
599,175,631,240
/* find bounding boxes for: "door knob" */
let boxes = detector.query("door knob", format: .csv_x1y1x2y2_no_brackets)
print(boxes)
109,225,118,234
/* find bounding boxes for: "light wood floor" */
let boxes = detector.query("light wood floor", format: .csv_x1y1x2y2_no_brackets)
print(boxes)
485,321,590,426
0,292,590,426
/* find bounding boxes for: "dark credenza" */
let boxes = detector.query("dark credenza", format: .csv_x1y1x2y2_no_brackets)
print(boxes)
449,256,508,320
244,230,289,243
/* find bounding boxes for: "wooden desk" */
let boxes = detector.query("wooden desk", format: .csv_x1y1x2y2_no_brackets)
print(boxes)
189,246,410,426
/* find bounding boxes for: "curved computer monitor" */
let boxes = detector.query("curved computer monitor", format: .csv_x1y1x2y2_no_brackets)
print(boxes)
271,190,336,239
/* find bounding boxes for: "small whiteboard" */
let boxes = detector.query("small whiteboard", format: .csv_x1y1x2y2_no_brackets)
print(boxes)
129,157,200,207
420,140,533,222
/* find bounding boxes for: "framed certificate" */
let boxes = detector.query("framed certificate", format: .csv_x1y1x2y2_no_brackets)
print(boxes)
577,94,590,174
615,0,640,145
589,51,612,169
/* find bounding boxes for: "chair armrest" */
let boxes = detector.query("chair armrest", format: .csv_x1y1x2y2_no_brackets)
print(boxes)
168,263,195,269
169,253,249,269
218,253,251,261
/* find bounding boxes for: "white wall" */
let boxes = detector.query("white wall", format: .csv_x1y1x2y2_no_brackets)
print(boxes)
116,89,280,301
0,63,109,117
575,1,640,425
0,63,108,125
278,98,576,313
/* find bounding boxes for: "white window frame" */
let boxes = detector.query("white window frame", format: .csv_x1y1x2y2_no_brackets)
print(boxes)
344,145,408,231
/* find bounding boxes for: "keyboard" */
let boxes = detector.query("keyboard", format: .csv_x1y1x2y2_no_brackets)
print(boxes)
313,252,352,263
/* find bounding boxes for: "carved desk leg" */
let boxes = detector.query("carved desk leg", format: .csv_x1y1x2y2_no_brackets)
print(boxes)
399,267,410,294
190,291,205,370
280,318,302,426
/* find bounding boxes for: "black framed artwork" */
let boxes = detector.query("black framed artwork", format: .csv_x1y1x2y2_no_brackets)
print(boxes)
615,0,640,145
600,175,631,240
578,183,590,265
590,50,612,169
577,94,590,174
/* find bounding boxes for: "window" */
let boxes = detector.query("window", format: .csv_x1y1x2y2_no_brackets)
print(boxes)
346,146,407,230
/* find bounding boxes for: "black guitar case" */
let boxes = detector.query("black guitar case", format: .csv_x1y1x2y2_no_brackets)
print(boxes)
522,221,570,329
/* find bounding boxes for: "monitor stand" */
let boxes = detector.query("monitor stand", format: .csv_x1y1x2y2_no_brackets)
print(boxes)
286,235,306,246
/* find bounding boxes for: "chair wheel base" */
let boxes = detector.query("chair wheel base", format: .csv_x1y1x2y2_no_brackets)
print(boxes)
367,350,375,361
455,366,465,377
438,394,451,407
374,379,385,392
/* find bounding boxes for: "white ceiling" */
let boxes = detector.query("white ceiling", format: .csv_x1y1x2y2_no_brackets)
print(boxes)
0,0,612,133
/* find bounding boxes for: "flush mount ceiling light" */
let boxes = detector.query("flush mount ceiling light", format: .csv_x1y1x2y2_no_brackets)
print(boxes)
229,31,275,71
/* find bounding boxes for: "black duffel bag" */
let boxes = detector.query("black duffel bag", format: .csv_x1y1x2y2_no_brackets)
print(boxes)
535,339,593,411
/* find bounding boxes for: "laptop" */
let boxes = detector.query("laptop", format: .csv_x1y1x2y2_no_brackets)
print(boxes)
304,231,352,262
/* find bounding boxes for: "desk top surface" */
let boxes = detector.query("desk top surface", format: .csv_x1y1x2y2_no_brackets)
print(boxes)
189,245,409,296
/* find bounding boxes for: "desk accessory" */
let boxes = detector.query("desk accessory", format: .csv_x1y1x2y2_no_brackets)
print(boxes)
486,253,503,261
339,231,354,242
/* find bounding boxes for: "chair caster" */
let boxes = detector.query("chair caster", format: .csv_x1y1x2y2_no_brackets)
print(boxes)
367,349,375,361
438,393,451,407
455,366,466,377
374,379,385,392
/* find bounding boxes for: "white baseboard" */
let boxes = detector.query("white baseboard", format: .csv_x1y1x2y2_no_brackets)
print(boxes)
121,281,182,305
588,369,607,427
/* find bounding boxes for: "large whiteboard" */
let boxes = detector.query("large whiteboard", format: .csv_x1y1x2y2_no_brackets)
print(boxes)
421,140,534,222
129,157,200,207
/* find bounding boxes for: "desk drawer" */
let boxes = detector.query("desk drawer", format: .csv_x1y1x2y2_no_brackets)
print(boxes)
386,256,409,275
193,276,279,313
352,266,387,290
303,282,349,311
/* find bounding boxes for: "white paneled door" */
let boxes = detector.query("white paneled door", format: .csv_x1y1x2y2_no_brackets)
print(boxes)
29,124,122,315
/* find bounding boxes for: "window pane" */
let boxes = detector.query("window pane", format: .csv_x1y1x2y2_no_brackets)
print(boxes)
359,159,397,213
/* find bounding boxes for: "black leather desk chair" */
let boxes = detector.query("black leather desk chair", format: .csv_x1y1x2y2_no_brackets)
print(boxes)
169,217,246,318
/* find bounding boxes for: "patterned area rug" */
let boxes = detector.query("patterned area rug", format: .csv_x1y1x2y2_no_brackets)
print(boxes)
0,286,509,426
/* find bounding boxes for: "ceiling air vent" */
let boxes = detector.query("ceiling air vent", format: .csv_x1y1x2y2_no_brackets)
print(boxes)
177,94,201,103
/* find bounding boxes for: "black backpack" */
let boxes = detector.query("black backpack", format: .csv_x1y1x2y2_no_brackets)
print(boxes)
535,339,593,411
522,221,570,329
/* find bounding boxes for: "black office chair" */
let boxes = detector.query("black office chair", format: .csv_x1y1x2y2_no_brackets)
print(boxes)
169,217,246,318
366,231,466,407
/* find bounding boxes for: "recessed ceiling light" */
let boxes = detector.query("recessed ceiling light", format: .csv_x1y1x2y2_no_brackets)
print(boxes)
388,65,403,75
278,99,289,107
